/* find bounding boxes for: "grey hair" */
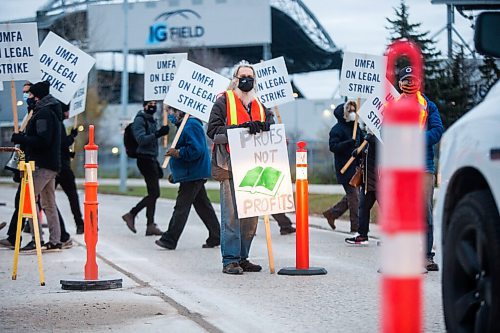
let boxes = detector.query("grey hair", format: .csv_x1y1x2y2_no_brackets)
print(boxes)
228,60,256,90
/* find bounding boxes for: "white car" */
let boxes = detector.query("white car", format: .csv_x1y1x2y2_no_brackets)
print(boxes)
434,13,500,331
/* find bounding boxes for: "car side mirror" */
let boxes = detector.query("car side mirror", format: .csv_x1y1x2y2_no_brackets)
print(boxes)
474,12,500,57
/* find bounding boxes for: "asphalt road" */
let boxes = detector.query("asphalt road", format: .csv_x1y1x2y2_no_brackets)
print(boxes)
0,185,445,332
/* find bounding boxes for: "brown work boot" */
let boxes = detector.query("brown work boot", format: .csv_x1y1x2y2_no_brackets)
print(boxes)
322,209,336,230
122,212,136,233
145,223,163,236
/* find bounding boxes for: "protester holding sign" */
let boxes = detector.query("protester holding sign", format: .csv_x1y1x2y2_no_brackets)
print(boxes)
323,101,361,233
207,61,273,275
155,108,220,250
10,81,62,252
396,66,444,272
122,101,170,236
345,131,378,245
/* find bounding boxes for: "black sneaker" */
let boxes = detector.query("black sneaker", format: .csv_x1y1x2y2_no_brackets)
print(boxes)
345,235,369,245
280,226,296,235
20,240,40,254
222,262,243,275
239,259,262,272
202,242,220,248
42,242,62,252
426,257,439,271
0,238,15,249
155,239,175,250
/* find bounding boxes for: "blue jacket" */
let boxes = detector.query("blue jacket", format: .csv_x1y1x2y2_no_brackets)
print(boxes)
169,117,211,183
423,95,444,173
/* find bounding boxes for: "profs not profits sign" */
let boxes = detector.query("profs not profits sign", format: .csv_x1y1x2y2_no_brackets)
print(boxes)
0,23,40,81
144,53,187,101
39,32,96,104
227,124,295,219
339,52,386,99
163,60,229,123
254,57,294,108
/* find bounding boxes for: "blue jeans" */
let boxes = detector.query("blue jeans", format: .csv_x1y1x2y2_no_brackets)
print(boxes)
220,179,258,267
425,173,435,259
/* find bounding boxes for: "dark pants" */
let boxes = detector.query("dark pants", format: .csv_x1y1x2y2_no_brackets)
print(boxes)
272,213,293,229
160,179,220,249
130,157,161,225
358,185,377,238
328,183,359,227
56,166,84,228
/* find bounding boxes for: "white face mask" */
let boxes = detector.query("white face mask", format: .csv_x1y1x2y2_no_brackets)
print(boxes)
348,112,357,122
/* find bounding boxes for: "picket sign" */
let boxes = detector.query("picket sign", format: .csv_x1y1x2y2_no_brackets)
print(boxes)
161,60,229,168
38,31,95,104
339,52,386,99
358,80,400,143
144,53,187,101
0,22,41,133
253,56,295,108
68,75,88,118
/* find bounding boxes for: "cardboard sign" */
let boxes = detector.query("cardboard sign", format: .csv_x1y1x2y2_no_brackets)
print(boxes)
339,52,386,98
163,60,229,122
144,53,187,101
69,75,88,118
0,23,40,81
358,81,400,142
227,124,295,218
253,56,294,108
38,32,96,104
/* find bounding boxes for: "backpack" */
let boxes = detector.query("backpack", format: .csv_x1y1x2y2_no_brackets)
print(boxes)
124,114,148,158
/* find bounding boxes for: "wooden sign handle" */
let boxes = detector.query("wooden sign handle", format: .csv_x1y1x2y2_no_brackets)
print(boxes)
340,140,368,174
161,113,189,168
162,105,168,148
352,97,360,140
11,81,19,133
274,106,282,124
263,215,275,274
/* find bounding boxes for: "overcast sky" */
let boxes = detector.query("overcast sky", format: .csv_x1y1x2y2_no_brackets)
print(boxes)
0,0,476,99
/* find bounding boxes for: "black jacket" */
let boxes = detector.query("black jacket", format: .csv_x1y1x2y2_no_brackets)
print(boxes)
17,94,62,172
132,111,158,158
207,93,274,181
328,103,361,184
60,124,75,170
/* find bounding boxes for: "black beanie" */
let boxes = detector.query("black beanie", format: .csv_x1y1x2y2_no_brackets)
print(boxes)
30,81,50,99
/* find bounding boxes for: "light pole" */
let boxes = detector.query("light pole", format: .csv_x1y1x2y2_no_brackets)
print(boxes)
119,0,129,193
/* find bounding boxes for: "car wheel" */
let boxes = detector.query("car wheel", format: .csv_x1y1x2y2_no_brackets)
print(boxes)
442,190,500,333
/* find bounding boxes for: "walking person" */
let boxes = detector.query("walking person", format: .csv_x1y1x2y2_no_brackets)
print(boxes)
155,108,220,250
122,101,170,236
56,105,84,235
10,81,62,251
345,132,378,245
396,66,444,271
207,61,273,274
322,101,361,232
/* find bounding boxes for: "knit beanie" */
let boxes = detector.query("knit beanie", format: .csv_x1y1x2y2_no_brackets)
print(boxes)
29,81,50,99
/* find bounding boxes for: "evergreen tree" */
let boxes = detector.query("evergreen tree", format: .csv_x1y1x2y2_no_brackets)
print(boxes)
386,0,444,101
478,56,500,97
439,46,474,127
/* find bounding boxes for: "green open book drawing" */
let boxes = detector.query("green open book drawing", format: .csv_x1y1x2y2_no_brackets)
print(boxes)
238,166,284,196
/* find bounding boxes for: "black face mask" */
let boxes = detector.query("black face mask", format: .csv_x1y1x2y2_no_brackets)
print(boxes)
238,77,254,92
26,97,36,111
145,105,156,114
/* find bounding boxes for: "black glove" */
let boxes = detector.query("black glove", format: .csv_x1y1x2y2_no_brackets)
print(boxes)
259,122,271,132
155,125,170,138
168,174,174,184
71,128,78,138
351,148,360,158
11,133,26,144
238,122,260,135
364,133,374,142
69,151,76,159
